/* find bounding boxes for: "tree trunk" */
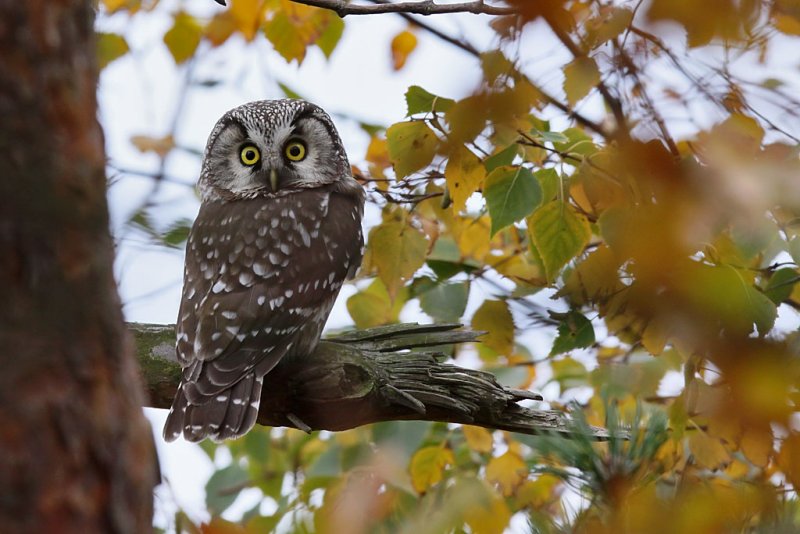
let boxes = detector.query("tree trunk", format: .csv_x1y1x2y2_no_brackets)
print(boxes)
0,2,156,532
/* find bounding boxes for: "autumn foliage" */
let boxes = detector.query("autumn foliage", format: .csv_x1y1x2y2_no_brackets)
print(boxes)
100,0,800,532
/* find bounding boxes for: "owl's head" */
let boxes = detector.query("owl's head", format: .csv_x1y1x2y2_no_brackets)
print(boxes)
199,99,350,200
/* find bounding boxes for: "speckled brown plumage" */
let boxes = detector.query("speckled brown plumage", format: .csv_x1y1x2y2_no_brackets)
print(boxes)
164,100,364,442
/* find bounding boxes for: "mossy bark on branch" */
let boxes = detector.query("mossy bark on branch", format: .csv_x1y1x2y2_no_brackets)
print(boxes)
132,322,610,440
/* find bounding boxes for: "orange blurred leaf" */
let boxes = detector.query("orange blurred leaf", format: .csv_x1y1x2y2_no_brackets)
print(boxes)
130,134,175,158
391,29,418,70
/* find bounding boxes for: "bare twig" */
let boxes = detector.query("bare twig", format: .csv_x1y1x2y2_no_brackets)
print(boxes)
280,0,515,16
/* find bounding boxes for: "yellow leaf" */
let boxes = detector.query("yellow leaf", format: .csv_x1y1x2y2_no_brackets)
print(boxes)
445,146,486,213
463,486,511,534
515,474,560,508
454,215,491,261
410,446,453,493
446,95,488,145
472,300,514,357
264,4,331,64
367,219,428,299
346,278,407,328
462,425,493,453
96,32,129,70
486,451,527,497
390,29,417,70
163,12,202,64
101,0,140,14
641,315,670,356
365,135,391,183
563,56,600,105
386,121,438,179
130,134,175,158
688,432,730,469
559,245,622,306
231,0,268,41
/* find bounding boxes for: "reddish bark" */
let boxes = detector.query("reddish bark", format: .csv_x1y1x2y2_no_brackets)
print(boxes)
0,1,156,532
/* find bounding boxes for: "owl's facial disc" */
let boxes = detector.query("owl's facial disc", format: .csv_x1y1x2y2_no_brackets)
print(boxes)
200,99,350,200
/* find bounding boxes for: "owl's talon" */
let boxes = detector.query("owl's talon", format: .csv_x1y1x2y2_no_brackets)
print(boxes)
287,412,313,433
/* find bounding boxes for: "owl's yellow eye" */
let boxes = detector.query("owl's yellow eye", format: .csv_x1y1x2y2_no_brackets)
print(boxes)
240,144,260,166
284,140,307,162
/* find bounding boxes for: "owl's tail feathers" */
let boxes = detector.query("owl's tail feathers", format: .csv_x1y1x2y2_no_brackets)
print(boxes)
162,374,263,443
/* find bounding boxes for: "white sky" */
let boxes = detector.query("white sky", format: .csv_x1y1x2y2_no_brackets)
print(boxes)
96,1,800,530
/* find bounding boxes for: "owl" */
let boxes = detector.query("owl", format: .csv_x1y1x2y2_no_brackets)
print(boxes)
163,99,364,442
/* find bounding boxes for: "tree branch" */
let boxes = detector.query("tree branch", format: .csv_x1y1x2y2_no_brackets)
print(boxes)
132,322,611,440
215,0,516,16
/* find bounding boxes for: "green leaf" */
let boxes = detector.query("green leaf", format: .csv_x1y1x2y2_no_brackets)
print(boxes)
535,168,560,203
162,218,192,248
484,144,519,173
419,282,470,322
163,12,202,64
533,129,569,144
386,121,439,178
96,32,129,69
563,56,601,105
277,81,305,100
680,264,778,336
528,201,591,281
550,311,596,356
484,166,542,236
550,357,589,391
480,49,515,83
405,85,455,116
789,237,800,265
553,127,597,158
764,268,799,304
205,462,250,516
367,220,428,298
316,14,344,58
242,427,271,465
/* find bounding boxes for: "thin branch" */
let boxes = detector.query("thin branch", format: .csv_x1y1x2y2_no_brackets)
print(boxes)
283,0,515,16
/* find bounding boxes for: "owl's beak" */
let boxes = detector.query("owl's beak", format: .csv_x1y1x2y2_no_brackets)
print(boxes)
269,168,279,192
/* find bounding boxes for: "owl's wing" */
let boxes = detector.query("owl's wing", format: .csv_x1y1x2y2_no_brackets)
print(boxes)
164,186,364,442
